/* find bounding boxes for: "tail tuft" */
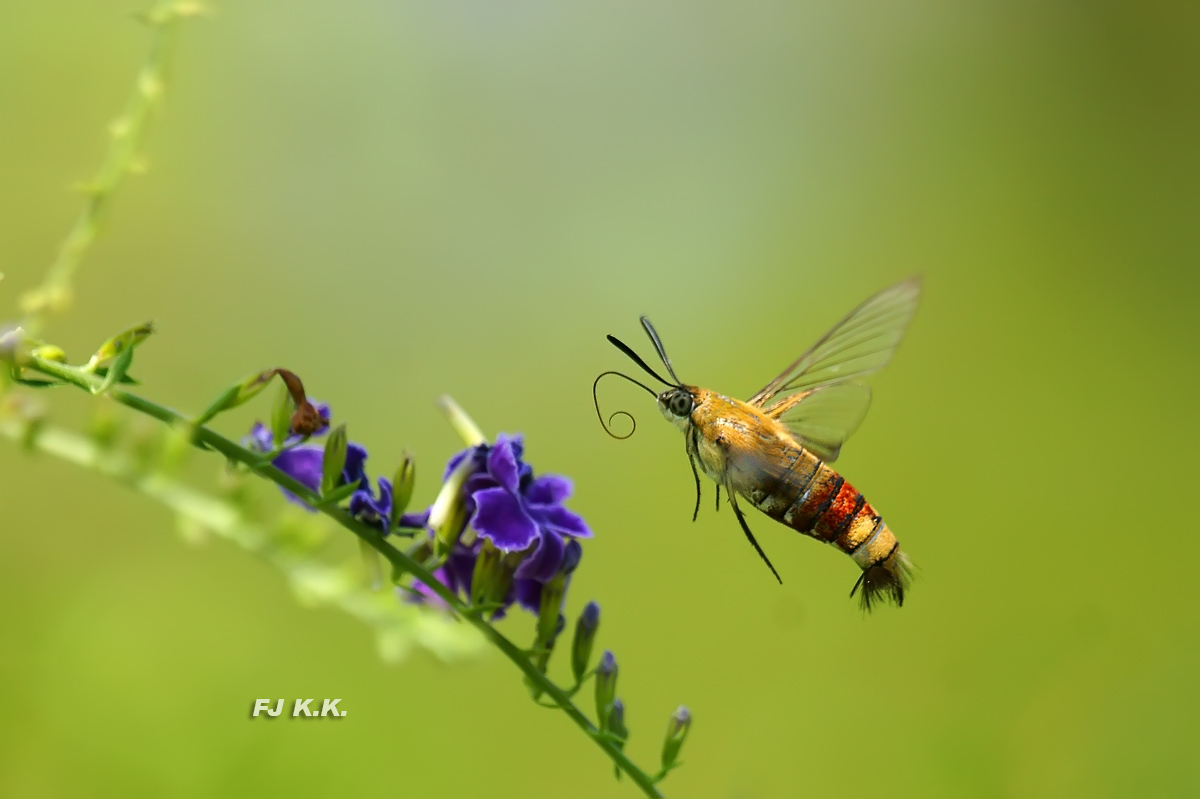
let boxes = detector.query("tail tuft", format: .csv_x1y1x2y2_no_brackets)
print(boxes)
849,549,913,612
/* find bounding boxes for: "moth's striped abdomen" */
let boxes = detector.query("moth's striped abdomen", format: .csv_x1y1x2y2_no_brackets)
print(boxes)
748,442,911,610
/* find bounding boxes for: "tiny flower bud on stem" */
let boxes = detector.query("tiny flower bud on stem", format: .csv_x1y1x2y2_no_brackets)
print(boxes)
430,455,475,557
437,395,486,447
608,698,629,780
84,321,154,373
571,601,600,684
660,706,691,773
269,382,294,446
470,538,510,608
595,650,618,731
321,423,349,495
389,452,415,533
192,368,279,426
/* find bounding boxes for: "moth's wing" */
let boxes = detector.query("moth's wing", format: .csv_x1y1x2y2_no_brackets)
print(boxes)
746,277,919,458
748,277,921,408
771,383,873,463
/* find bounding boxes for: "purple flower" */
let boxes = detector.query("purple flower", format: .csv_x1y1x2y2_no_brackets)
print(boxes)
455,434,591,581
408,435,591,617
246,404,393,532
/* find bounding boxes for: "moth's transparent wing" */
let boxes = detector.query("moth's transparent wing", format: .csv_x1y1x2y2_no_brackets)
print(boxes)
749,277,921,406
749,277,920,458
773,383,872,463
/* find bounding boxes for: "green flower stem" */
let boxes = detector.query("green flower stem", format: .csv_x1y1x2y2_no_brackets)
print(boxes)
15,354,666,798
0,418,419,648
19,0,198,333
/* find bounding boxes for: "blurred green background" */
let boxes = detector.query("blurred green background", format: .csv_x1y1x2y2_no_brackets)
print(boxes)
2,1,1199,797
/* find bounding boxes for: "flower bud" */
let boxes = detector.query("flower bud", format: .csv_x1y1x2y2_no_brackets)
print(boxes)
84,321,154,372
535,540,580,645
389,452,415,531
437,395,486,447
321,423,349,495
0,325,24,364
608,698,630,780
609,698,629,744
31,344,67,363
192,369,278,426
430,454,475,557
595,650,618,730
470,538,514,610
269,382,294,447
526,613,566,699
660,705,692,772
571,601,600,684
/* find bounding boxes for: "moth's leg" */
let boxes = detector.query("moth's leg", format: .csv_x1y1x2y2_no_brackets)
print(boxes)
685,426,702,523
725,478,783,584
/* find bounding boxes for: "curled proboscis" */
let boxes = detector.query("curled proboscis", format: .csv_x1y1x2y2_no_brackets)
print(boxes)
592,370,656,440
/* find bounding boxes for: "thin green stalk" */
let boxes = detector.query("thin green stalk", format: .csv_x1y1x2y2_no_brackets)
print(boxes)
19,0,198,333
13,354,666,798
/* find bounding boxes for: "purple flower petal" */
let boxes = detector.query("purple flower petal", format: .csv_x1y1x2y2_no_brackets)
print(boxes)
525,475,573,506
514,529,566,581
486,439,521,493
514,578,545,613
443,443,487,481
266,447,324,510
498,434,525,461
343,442,369,486
273,446,323,491
471,487,539,550
247,423,274,452
408,567,451,609
397,509,431,529
350,476,392,530
444,546,478,595
531,503,592,539
464,472,499,495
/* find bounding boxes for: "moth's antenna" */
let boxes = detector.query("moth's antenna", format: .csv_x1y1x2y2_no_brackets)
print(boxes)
640,316,683,385
606,334,676,388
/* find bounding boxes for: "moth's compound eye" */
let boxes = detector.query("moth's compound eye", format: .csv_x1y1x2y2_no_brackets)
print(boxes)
669,392,692,417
